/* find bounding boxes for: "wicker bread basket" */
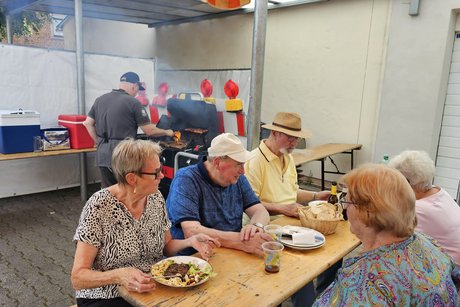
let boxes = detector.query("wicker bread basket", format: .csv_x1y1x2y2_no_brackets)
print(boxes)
298,203,343,235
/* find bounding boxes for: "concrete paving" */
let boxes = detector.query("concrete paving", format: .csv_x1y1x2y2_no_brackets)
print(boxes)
0,184,99,307
0,181,354,307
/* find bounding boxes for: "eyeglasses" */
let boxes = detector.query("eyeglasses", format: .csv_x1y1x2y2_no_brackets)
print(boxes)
138,166,163,179
338,198,355,209
281,132,298,142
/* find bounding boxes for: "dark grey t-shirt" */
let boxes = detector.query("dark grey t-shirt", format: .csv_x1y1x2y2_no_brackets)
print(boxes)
88,89,150,167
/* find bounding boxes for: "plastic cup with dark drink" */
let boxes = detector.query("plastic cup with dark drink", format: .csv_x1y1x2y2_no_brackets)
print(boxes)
262,241,284,273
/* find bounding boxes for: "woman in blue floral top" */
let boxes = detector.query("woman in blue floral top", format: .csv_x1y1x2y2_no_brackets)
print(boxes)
313,164,460,306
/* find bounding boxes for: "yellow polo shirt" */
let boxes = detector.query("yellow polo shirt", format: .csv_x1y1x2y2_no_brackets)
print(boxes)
244,140,298,205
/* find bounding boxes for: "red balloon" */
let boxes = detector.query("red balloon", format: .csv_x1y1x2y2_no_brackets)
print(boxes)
158,82,169,96
201,79,213,97
136,94,149,106
224,79,239,99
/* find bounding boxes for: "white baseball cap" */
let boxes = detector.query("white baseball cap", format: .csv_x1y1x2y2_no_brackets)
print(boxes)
208,133,254,163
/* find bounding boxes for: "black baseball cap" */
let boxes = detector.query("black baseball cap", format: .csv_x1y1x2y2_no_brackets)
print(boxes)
120,72,145,90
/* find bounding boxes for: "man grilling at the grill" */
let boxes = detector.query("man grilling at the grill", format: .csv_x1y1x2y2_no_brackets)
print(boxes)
166,133,273,256
83,72,174,188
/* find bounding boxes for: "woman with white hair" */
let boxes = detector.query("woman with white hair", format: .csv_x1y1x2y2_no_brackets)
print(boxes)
389,150,460,265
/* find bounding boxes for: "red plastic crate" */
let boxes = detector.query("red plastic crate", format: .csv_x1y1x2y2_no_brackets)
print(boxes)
58,114,94,149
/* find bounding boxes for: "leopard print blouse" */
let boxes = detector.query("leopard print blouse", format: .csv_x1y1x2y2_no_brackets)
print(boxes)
74,189,171,299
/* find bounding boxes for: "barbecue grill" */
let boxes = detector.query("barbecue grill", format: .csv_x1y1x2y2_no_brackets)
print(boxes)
144,93,219,198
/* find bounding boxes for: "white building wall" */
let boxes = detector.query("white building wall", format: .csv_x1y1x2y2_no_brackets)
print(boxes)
375,1,460,160
63,18,155,58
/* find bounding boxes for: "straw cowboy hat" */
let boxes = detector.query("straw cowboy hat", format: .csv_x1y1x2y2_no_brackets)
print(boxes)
262,112,312,139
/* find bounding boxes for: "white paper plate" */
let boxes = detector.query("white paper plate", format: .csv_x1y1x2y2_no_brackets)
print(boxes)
283,241,326,250
279,225,326,249
151,256,212,288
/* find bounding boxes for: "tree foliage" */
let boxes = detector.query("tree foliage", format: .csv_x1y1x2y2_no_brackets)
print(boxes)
0,7,50,40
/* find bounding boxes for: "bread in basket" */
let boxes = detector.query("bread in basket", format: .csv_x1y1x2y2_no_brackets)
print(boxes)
298,202,343,235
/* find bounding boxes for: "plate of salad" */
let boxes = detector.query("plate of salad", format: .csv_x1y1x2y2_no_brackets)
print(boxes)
151,256,214,288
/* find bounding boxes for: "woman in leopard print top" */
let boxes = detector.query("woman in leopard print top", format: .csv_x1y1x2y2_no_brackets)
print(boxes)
71,139,219,307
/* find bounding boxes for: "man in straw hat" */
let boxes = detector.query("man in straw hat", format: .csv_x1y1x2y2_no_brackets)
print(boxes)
166,133,272,257
244,112,329,219
244,112,330,307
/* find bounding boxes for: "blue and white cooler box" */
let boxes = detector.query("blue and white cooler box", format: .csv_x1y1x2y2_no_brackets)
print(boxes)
0,109,41,154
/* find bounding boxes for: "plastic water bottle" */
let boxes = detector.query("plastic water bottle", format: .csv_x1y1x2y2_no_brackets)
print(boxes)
381,154,390,165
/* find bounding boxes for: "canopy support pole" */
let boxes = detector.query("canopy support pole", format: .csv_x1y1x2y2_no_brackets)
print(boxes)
6,13,12,44
247,0,268,150
75,0,88,201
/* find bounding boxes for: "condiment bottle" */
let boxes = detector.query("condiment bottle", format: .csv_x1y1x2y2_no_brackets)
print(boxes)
328,181,339,205
339,187,348,220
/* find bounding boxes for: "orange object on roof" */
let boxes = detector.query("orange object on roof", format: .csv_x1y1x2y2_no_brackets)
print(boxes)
206,0,250,10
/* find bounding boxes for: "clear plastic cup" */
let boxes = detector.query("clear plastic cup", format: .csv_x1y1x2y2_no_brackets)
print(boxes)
33,136,43,152
263,224,282,241
262,241,284,273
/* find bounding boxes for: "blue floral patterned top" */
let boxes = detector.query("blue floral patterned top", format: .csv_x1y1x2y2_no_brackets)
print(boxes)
313,232,460,306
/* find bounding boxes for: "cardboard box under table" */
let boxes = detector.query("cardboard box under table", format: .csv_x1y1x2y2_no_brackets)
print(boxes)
58,114,94,149
0,110,40,154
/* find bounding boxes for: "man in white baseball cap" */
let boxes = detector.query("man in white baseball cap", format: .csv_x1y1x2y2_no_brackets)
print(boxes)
208,132,254,160
166,133,272,257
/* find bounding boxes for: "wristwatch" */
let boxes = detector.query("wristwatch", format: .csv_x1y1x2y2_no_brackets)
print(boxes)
253,222,264,229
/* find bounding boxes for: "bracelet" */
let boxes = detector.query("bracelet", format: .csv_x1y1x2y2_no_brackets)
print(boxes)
312,192,317,201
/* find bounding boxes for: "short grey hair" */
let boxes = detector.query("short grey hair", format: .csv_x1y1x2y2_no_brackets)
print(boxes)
388,150,435,192
111,138,162,185
207,155,228,163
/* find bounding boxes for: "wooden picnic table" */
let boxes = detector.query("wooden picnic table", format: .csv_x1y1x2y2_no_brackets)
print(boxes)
119,216,360,307
292,143,362,190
